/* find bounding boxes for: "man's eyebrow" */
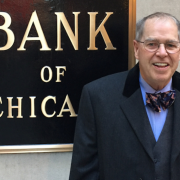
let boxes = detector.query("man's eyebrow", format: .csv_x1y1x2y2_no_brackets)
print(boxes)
145,38,179,43
145,38,158,41
165,39,179,43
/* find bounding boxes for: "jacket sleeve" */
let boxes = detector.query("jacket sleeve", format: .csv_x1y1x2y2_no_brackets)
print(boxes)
69,85,99,180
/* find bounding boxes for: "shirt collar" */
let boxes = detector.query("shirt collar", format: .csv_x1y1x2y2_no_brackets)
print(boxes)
123,63,180,98
139,73,173,94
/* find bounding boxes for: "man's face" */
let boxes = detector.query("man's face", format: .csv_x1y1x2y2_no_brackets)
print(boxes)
134,18,180,90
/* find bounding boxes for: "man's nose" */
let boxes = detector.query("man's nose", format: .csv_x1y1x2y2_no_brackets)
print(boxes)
156,44,168,58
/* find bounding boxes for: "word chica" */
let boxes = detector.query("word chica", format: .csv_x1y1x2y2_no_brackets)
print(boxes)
0,11,116,51
0,95,77,118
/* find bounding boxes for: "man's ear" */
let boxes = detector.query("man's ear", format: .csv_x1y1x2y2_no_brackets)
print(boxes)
133,40,139,59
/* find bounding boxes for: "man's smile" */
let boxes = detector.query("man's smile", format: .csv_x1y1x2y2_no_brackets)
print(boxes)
153,62,169,69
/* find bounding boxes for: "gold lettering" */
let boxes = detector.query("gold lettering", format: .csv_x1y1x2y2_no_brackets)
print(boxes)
88,12,116,50
7,97,23,118
29,96,36,118
0,97,3,117
0,12,15,50
57,95,77,117
56,66,66,82
40,66,53,83
17,11,51,51
55,12,80,51
41,96,56,118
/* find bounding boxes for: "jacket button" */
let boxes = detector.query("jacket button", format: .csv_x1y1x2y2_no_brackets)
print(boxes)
154,158,158,163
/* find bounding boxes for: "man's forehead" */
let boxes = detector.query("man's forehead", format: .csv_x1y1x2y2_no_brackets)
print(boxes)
142,17,179,39
144,17,177,27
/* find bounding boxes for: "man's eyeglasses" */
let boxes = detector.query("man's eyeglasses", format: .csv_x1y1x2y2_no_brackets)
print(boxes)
136,39,180,54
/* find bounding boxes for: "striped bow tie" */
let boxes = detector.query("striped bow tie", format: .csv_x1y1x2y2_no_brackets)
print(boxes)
146,90,176,112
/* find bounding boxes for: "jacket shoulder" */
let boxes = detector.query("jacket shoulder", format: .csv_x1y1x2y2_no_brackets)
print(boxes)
84,71,129,95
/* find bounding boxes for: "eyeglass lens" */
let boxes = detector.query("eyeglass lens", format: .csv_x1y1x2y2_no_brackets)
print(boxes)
144,40,180,53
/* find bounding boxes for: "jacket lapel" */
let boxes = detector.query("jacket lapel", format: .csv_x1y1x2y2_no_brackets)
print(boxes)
120,63,155,162
120,88,155,162
171,71,180,169
171,89,180,168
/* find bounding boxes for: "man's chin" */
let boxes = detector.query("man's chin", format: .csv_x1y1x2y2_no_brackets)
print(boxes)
151,77,171,89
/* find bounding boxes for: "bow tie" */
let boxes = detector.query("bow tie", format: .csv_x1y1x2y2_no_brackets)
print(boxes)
146,90,176,112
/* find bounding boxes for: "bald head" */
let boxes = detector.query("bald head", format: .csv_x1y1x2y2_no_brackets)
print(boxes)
136,12,180,41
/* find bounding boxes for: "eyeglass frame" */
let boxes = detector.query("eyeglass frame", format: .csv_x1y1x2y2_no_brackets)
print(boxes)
136,39,180,54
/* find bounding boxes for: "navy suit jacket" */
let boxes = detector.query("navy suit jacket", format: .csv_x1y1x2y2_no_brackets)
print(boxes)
69,63,180,180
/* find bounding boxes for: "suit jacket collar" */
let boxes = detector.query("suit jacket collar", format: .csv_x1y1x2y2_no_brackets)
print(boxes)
122,63,180,97
122,63,140,97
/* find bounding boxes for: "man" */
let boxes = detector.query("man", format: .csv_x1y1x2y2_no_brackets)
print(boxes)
69,12,180,180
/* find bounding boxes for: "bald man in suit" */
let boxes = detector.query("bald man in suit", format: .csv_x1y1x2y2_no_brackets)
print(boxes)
69,12,180,180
